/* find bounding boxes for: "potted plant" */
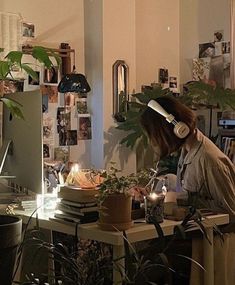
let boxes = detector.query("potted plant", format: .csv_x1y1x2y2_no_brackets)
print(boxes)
117,82,235,149
0,214,22,285
97,163,138,231
0,46,61,118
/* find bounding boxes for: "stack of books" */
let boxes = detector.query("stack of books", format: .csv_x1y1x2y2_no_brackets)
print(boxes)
53,186,99,224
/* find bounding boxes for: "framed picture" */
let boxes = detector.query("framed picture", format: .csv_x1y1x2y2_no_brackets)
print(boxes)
43,66,59,84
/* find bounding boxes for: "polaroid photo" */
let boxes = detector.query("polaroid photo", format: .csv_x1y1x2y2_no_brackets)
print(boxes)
40,85,58,103
65,92,75,107
57,107,71,133
199,42,215,58
214,30,224,42
54,147,69,163
169,77,177,89
43,117,54,142
22,22,35,38
222,42,230,54
159,68,168,84
78,116,92,140
192,58,211,81
43,66,59,84
76,98,88,115
65,130,78,146
43,143,52,159
28,71,40,86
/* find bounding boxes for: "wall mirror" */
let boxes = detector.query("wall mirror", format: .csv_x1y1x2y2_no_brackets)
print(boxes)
112,60,129,122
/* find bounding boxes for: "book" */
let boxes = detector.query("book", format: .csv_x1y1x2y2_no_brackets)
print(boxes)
54,210,98,223
58,186,99,203
60,199,97,208
56,203,98,215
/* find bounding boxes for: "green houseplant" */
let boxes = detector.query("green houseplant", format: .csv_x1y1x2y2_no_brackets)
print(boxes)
117,82,235,149
0,46,61,119
97,163,138,231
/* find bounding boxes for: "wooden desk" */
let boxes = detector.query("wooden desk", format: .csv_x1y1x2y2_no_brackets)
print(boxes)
17,209,229,285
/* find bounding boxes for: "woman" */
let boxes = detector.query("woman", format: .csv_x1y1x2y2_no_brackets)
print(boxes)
140,95,235,219
140,95,235,285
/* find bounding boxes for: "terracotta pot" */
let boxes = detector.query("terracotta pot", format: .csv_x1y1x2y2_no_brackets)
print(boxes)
98,193,133,231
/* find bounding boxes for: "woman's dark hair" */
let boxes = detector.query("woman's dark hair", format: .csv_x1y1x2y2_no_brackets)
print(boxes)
140,96,196,157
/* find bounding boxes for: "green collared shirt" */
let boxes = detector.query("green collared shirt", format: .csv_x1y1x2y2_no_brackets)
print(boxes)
177,129,235,220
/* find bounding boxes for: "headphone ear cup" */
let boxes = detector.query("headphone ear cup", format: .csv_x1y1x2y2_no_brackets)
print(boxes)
173,122,190,139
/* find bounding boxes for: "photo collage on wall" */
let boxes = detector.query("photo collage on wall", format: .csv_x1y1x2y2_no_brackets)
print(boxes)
20,39,92,162
158,68,179,94
193,29,231,88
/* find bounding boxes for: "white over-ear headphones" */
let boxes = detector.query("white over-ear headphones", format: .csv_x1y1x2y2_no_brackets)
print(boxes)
147,100,190,139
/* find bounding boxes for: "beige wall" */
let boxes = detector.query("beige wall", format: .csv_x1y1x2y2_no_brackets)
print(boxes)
136,0,180,91
180,0,231,85
0,0,92,167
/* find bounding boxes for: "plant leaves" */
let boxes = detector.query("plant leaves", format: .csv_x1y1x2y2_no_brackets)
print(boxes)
5,51,23,66
32,46,53,68
1,97,24,119
0,60,10,79
21,64,39,80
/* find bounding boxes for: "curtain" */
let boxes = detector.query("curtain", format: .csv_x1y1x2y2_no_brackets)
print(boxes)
0,12,22,57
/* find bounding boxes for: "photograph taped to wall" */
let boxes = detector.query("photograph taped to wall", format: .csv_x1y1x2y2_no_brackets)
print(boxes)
57,107,71,132
76,98,88,114
192,58,211,81
40,85,58,103
22,22,35,38
214,30,224,42
43,66,59,84
222,41,230,54
65,130,78,146
65,92,75,107
28,71,40,86
169,76,177,89
199,42,215,58
54,147,69,163
57,107,71,146
43,143,52,159
158,68,168,84
43,116,54,142
78,116,92,140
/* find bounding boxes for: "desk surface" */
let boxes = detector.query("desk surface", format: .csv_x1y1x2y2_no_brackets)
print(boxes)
16,209,229,246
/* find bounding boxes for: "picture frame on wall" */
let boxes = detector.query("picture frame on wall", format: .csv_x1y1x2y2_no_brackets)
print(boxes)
43,66,59,85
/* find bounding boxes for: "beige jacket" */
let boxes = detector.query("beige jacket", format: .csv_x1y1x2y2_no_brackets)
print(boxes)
177,129,235,220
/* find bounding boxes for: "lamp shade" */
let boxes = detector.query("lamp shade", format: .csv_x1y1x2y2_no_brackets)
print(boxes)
58,73,91,93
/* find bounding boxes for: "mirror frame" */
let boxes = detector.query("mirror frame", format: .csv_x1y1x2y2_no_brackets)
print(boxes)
112,60,129,122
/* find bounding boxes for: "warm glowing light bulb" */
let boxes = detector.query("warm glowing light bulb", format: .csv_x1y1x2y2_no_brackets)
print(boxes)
167,26,170,31
149,192,158,200
71,163,80,173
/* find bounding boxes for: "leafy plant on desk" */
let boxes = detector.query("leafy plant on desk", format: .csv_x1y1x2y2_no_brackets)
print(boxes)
97,162,138,203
